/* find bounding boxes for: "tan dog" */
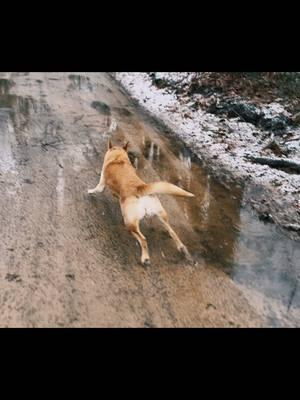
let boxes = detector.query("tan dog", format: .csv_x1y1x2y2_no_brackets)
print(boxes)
88,140,195,266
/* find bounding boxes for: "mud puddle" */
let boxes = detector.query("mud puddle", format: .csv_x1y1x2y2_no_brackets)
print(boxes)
110,81,300,327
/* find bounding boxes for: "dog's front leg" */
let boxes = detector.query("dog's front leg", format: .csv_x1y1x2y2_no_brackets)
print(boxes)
88,168,105,194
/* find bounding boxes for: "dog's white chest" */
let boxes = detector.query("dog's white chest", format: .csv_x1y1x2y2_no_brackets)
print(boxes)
138,196,161,218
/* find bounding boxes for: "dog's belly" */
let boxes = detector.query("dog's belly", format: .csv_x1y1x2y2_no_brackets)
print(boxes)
137,196,162,219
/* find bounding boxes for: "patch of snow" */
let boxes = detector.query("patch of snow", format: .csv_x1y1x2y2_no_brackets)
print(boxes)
261,102,291,118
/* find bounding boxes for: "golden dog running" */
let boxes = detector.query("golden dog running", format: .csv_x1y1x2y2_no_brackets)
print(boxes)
88,140,194,266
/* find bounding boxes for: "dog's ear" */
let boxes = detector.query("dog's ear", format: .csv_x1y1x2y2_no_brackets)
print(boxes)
108,139,112,149
123,141,129,151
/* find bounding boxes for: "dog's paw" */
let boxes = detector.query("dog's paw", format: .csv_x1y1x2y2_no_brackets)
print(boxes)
88,189,95,194
142,258,151,267
187,257,198,266
179,245,189,257
179,246,195,264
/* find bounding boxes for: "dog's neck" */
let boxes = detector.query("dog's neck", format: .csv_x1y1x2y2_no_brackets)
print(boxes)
105,153,131,167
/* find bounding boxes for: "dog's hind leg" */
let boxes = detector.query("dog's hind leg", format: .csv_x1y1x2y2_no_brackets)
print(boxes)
157,207,192,261
121,197,150,266
88,169,105,194
126,221,150,266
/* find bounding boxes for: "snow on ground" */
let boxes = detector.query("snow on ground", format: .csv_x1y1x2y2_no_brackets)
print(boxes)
115,73,300,215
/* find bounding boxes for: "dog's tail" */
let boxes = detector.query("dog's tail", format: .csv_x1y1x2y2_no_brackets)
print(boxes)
138,182,195,198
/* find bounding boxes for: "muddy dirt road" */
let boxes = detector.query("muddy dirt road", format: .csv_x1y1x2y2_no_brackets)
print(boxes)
0,73,299,327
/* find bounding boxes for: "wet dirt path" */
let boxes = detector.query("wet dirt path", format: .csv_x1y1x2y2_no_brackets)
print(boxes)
0,73,298,327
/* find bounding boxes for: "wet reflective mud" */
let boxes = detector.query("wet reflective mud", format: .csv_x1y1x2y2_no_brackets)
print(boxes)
0,73,299,327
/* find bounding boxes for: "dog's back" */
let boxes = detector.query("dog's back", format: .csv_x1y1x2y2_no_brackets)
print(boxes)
104,155,145,199
103,146,194,201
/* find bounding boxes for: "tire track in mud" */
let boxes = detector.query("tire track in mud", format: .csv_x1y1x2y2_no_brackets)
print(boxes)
0,78,87,326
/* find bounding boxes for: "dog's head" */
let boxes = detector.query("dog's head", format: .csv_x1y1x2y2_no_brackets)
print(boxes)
104,139,130,163
107,139,129,152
